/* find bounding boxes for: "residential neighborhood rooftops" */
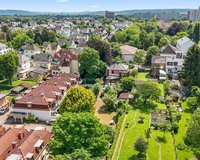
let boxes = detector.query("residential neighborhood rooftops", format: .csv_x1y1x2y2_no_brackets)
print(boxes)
33,54,52,62
120,45,138,55
108,62,129,71
160,44,178,54
177,36,194,47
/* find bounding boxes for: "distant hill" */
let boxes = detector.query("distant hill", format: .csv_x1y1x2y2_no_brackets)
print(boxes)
0,9,191,16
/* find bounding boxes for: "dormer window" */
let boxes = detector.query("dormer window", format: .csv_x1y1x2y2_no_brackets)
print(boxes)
27,102,32,108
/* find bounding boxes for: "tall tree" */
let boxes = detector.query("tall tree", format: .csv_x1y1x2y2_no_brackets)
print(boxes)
49,112,112,157
158,36,170,48
87,35,113,65
120,76,135,91
193,23,200,43
12,34,33,49
59,86,96,113
146,46,160,64
78,47,107,83
182,44,200,87
133,50,146,66
134,136,148,159
0,51,18,84
136,80,161,104
185,110,200,151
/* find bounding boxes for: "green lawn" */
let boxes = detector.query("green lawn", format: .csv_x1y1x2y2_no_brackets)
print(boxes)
174,102,194,160
137,73,149,81
118,109,150,160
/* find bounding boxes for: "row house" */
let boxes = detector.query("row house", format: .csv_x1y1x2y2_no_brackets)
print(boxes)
13,73,79,121
0,126,52,160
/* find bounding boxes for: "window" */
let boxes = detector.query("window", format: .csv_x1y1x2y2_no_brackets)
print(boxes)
167,62,173,66
174,62,178,66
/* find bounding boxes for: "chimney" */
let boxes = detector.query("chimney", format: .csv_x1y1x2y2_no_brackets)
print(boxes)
54,82,58,86
40,93,45,97
12,141,17,148
18,132,23,140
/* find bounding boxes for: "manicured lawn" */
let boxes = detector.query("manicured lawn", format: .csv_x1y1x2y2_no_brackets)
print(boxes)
174,101,194,160
137,73,149,81
118,109,150,160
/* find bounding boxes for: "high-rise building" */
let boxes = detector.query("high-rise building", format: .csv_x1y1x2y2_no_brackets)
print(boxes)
105,11,115,20
188,7,200,21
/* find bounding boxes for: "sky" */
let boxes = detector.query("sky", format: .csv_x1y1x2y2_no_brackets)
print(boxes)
0,0,199,12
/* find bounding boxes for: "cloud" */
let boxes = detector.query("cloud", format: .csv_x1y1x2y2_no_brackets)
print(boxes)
89,5,99,8
56,0,69,3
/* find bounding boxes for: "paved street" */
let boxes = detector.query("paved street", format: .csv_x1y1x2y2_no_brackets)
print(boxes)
0,107,52,131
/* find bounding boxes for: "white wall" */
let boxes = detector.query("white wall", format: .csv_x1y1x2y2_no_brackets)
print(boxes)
13,109,51,121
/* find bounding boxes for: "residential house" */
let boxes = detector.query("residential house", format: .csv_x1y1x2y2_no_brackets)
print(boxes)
42,43,61,55
18,54,33,79
19,43,41,59
13,73,79,121
0,43,11,55
160,44,183,75
120,45,138,63
176,36,194,55
106,62,129,83
51,49,79,75
151,44,184,78
33,54,52,71
6,127,52,160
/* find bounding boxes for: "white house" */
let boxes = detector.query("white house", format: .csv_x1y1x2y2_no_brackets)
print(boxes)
176,36,194,55
19,43,41,59
0,43,11,55
18,54,33,79
160,44,184,75
120,45,138,63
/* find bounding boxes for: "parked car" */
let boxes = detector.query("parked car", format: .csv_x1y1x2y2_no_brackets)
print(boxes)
0,107,9,115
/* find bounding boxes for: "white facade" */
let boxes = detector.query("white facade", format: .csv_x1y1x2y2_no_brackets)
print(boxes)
13,109,57,121
122,54,134,63
0,43,11,55
160,52,184,74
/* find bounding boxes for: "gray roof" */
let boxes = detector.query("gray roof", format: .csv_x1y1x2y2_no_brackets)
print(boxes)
11,86,24,93
120,45,138,55
0,94,7,99
19,43,40,52
160,44,177,55
177,36,194,47
33,54,52,62
0,43,7,49
108,63,129,71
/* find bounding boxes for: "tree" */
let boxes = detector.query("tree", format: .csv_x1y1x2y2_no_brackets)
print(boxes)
163,80,171,96
120,76,135,91
136,81,161,104
78,47,107,83
167,22,185,36
92,82,101,97
161,124,169,138
193,23,200,43
12,34,33,49
158,36,170,48
186,97,199,112
134,136,148,159
0,50,18,84
185,110,200,151
103,89,118,111
146,46,160,64
87,35,113,65
53,149,92,160
139,30,148,49
182,44,200,87
145,128,152,142
59,86,96,113
49,112,112,157
133,50,146,66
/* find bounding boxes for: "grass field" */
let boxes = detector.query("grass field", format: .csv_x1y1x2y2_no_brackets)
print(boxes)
117,75,194,160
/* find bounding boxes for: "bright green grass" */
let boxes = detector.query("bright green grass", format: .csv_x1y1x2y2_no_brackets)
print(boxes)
149,131,176,160
174,101,194,159
137,73,149,81
118,109,150,160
